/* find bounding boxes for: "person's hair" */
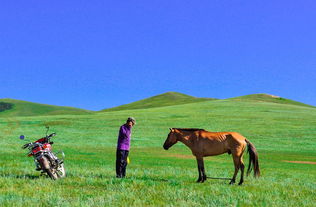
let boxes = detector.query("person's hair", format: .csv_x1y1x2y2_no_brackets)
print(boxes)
126,117,136,124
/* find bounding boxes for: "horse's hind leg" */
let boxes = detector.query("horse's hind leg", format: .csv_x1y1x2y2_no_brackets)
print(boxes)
238,145,246,185
230,155,240,185
238,158,245,185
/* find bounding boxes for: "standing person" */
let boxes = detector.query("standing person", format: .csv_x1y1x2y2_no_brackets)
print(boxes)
116,117,136,178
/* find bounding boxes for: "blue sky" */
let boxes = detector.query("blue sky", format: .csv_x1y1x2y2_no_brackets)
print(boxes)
1,1,315,110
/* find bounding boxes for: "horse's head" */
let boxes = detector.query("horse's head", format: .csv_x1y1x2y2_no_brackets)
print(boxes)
163,128,178,150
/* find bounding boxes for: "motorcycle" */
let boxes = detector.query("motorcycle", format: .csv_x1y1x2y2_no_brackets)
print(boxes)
20,126,66,180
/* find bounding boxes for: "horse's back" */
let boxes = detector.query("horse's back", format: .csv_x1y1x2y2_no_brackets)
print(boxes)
198,131,247,156
196,131,231,156
201,131,246,141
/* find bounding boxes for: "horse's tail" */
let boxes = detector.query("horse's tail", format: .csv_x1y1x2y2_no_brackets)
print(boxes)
245,139,260,178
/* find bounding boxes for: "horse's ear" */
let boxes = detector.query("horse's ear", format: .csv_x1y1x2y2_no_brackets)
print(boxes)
169,128,174,132
169,128,172,131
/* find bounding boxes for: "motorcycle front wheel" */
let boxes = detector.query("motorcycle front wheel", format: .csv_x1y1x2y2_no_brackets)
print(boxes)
46,168,58,180
56,163,66,178
39,156,58,180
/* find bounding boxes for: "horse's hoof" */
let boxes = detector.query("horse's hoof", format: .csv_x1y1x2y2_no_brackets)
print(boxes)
229,181,235,185
238,182,243,185
196,179,202,183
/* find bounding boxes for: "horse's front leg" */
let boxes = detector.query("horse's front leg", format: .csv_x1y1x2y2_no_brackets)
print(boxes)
196,158,207,183
196,158,202,183
200,158,207,182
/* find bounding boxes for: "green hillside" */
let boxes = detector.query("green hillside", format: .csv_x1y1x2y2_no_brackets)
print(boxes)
0,98,92,117
2,93,313,117
1,97,316,206
229,93,315,108
101,91,216,112
102,92,314,113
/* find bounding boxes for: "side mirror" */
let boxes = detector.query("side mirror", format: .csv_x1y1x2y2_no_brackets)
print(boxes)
20,135,25,140
45,126,50,136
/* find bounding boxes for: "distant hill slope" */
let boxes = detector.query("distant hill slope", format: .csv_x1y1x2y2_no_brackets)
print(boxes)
101,92,217,112
229,94,315,108
0,98,92,117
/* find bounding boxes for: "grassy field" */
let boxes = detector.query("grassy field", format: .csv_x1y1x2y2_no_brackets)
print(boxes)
0,99,316,206
101,91,216,112
229,94,316,108
0,98,91,117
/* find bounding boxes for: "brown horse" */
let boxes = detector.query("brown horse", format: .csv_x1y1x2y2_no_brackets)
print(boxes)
163,128,260,185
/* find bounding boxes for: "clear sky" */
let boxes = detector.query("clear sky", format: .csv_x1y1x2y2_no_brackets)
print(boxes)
1,1,315,110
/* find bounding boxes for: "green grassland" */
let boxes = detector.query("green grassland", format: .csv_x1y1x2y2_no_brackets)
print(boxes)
0,96,316,206
229,94,316,108
101,92,216,112
0,98,92,117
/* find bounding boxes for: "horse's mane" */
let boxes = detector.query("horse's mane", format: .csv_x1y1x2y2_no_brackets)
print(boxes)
173,128,206,132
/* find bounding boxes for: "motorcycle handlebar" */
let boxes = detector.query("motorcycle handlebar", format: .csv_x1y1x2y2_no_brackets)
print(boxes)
21,133,56,149
22,142,38,149
22,143,31,149
47,133,56,138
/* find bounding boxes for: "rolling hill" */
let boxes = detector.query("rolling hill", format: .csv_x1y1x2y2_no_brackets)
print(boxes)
0,98,92,117
101,92,217,112
101,92,314,112
1,92,314,117
229,93,315,108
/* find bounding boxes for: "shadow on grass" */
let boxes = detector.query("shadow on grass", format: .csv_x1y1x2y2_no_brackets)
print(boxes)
0,173,42,179
128,176,233,185
65,172,170,183
65,172,232,184
125,176,169,182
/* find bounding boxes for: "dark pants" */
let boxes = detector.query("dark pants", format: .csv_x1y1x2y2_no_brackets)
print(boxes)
116,149,129,178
